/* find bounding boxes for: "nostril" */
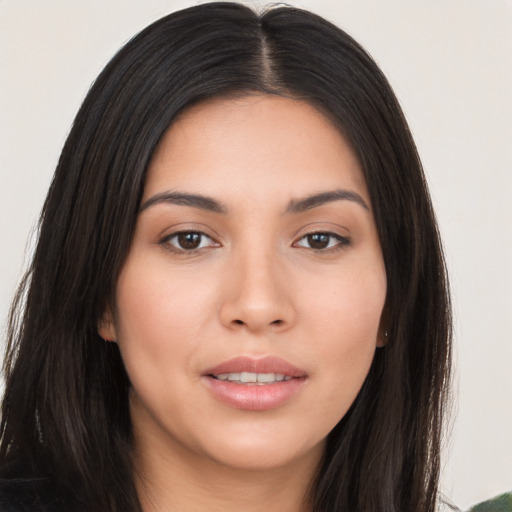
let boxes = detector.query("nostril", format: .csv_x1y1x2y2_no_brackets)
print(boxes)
232,318,283,327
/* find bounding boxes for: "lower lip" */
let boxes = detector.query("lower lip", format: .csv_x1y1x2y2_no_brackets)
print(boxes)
202,376,306,411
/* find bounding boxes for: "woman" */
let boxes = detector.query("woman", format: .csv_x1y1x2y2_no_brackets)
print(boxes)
0,2,451,511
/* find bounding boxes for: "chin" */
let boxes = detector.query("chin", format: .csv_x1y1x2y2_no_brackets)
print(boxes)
196,427,326,473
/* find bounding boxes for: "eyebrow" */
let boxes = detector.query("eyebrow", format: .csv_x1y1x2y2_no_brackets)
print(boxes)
140,191,227,214
140,188,369,215
285,190,370,213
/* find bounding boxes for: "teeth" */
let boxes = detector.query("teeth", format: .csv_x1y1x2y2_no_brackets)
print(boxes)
256,373,274,383
214,372,292,384
241,371,257,383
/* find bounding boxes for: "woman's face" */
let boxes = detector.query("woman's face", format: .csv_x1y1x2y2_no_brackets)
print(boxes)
101,95,386,473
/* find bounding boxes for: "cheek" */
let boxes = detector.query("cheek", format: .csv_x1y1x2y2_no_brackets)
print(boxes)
302,261,386,408
306,258,386,340
113,257,217,379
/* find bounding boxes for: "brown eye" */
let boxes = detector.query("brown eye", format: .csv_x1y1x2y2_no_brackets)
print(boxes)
162,231,217,252
307,233,330,249
177,232,202,250
294,232,350,251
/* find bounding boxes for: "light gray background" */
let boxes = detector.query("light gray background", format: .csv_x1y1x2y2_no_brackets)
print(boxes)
1,1,511,508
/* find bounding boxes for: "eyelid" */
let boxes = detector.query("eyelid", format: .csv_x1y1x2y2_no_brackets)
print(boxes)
155,221,221,244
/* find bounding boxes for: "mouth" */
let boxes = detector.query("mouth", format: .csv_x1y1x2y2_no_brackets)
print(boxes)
210,372,293,385
203,355,307,382
202,356,307,411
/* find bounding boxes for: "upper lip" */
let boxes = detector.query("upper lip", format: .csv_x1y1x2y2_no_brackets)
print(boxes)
203,356,307,378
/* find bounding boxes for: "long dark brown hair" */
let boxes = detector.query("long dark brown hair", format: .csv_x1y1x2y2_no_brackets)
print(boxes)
1,3,451,511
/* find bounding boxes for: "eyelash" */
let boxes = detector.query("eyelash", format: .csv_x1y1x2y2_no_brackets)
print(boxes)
159,230,350,254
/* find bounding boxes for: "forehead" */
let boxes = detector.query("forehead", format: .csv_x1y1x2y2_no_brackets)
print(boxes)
144,94,369,206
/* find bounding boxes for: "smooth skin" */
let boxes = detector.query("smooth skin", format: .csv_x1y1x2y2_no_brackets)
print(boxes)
100,94,387,511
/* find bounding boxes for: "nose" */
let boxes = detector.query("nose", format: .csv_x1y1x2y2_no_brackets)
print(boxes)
219,248,295,334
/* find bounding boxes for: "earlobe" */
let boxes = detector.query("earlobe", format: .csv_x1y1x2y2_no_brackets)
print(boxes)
376,329,388,348
98,308,117,342
377,304,390,347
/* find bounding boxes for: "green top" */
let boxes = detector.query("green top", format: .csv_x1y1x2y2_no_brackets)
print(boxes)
468,492,512,512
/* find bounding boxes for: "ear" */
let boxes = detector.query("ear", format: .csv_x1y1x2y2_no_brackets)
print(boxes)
98,307,117,342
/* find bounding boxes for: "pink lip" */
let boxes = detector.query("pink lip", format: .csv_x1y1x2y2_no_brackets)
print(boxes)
203,356,307,377
202,356,308,411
